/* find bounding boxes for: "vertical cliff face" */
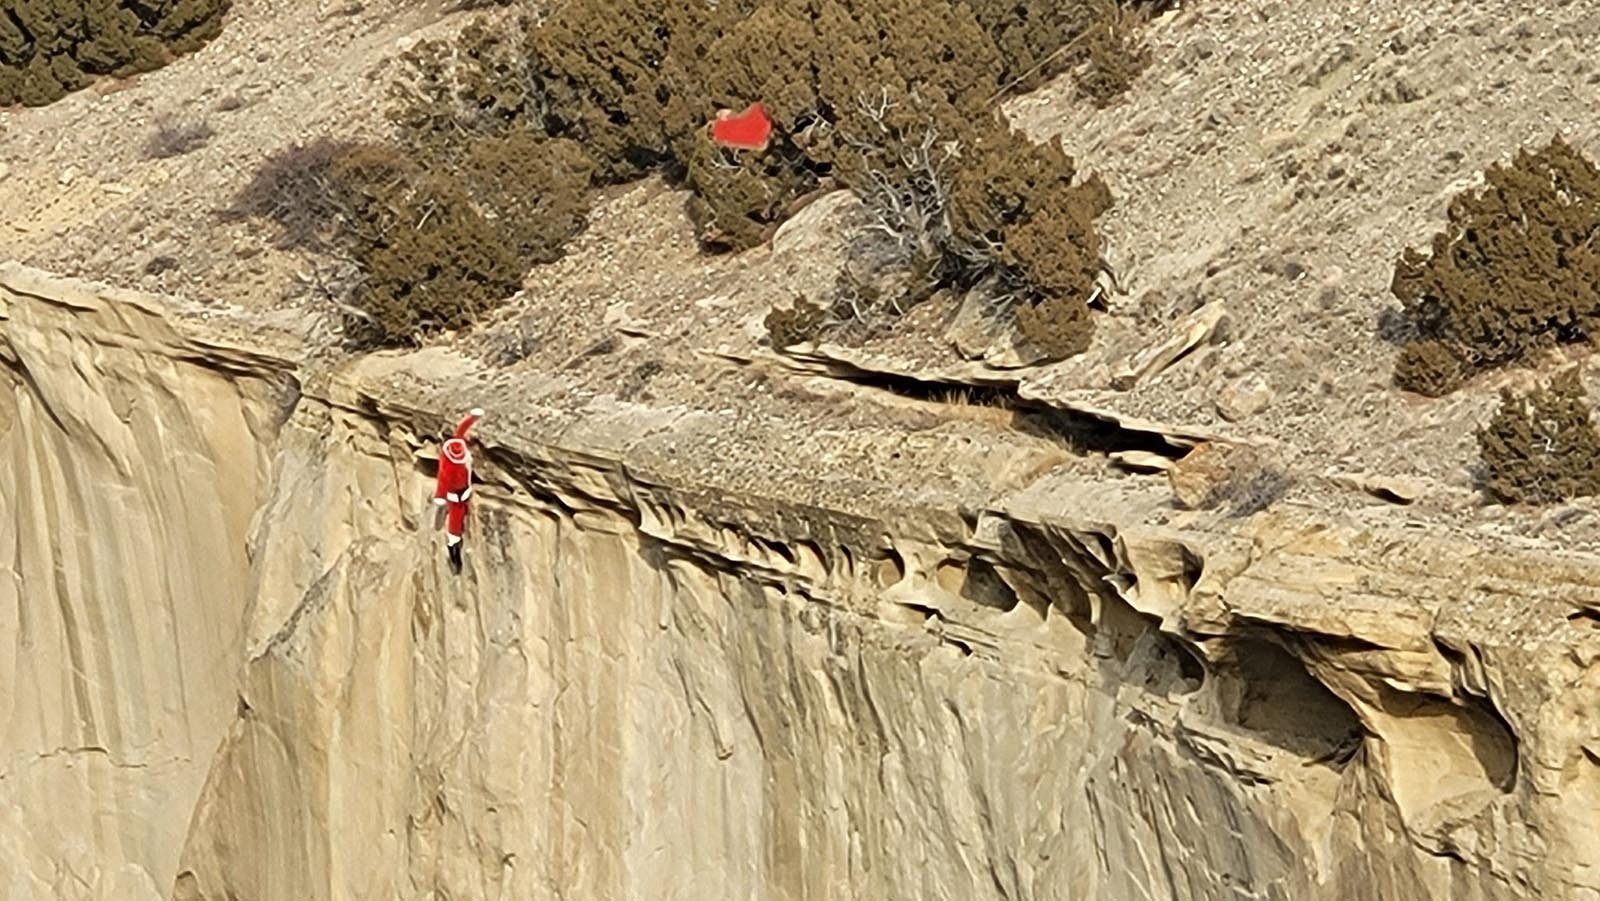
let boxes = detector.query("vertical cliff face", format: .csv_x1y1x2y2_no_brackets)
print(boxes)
0,270,298,899
168,396,1322,901
5,267,1600,900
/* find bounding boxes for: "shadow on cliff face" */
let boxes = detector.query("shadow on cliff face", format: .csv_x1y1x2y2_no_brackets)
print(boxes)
997,521,1205,697
1207,638,1364,762
816,366,1195,458
1369,684,1519,822
996,518,1380,769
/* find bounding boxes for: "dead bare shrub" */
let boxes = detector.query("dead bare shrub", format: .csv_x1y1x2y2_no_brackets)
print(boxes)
143,117,214,159
832,90,964,302
1170,442,1294,516
1214,464,1295,517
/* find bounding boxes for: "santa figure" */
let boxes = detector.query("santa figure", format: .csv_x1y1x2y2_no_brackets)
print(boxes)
433,408,484,572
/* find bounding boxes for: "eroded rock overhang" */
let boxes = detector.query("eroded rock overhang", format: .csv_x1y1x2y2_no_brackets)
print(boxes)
4,263,1597,899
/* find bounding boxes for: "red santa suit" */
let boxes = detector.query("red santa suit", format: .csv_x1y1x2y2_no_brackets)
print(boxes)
434,408,483,570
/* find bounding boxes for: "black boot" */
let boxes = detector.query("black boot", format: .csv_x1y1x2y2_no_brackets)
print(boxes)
447,542,463,573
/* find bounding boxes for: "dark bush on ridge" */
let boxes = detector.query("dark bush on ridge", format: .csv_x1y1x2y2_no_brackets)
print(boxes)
0,0,229,106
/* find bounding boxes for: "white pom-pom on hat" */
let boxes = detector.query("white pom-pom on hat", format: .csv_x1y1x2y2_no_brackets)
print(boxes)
470,407,485,417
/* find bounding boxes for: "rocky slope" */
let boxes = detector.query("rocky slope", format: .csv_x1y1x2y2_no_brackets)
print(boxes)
8,1,1600,895
6,265,1600,899
14,0,1600,508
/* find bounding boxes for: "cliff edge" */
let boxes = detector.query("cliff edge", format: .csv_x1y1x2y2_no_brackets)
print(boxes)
5,265,1599,899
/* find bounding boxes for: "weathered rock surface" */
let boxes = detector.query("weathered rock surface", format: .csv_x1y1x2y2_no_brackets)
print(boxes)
5,265,1600,900
0,268,299,899
1215,373,1273,423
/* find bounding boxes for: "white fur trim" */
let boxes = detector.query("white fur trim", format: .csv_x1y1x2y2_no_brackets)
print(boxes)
433,497,446,507
459,485,472,500
446,533,462,546
446,492,460,503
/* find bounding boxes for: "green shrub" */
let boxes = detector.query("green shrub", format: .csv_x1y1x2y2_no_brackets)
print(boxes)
677,0,825,147
390,2,746,176
345,136,589,345
813,0,1003,123
387,19,549,164
1392,338,1468,396
230,135,591,347
1392,136,1600,396
970,0,1099,93
684,132,818,251
527,0,745,182
1015,292,1095,358
679,0,1002,252
0,0,228,107
264,0,1132,354
320,144,523,345
1478,368,1600,504
457,131,594,263
946,125,1113,357
349,174,522,345
974,0,1174,102
1076,1,1154,107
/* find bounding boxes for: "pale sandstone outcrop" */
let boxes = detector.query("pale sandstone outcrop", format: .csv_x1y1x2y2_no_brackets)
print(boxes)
4,265,1600,899
0,267,299,899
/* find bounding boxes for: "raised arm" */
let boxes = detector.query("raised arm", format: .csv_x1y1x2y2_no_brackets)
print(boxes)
454,407,485,440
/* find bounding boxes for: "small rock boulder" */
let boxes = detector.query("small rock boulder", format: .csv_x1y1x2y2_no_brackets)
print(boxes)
1169,442,1290,515
1216,373,1273,422
1170,442,1247,509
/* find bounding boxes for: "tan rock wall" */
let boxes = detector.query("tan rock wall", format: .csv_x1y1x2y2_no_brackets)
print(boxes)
165,398,1389,901
0,272,296,899
5,267,1599,900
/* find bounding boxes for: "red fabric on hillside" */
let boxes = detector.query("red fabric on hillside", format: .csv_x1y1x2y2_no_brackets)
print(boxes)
710,103,774,151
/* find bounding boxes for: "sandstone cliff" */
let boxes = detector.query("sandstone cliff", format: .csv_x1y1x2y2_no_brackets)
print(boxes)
4,264,1599,899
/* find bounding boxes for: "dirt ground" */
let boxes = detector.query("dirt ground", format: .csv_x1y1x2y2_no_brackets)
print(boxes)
0,0,462,307
8,0,1600,548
